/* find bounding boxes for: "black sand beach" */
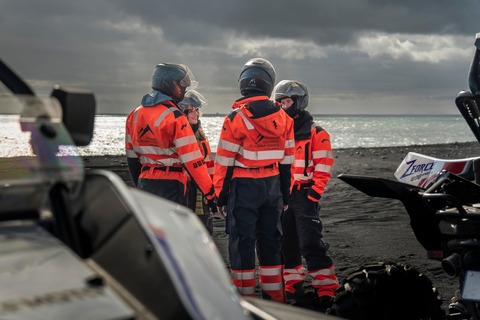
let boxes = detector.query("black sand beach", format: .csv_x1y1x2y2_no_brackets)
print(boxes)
83,141,480,311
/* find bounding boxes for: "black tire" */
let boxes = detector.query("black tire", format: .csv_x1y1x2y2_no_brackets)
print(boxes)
327,262,445,320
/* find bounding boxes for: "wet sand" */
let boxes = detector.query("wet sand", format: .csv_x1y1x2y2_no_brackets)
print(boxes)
83,141,480,311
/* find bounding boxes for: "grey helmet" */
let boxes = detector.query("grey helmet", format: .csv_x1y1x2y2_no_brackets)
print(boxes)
178,90,207,113
151,63,198,102
272,80,309,112
238,58,276,96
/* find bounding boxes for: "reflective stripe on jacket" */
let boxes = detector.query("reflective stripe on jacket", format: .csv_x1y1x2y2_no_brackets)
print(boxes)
125,100,214,199
213,94,295,206
293,119,334,202
198,139,215,178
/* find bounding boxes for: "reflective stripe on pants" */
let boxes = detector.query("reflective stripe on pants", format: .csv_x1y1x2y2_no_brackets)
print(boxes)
283,265,305,298
309,265,339,297
259,265,286,303
231,269,256,297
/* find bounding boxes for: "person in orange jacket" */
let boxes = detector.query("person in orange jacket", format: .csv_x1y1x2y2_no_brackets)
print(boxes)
272,80,339,310
179,90,215,234
213,58,295,303
125,63,216,210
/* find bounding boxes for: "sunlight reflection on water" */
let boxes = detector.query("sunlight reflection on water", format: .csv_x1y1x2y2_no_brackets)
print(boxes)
1,114,476,157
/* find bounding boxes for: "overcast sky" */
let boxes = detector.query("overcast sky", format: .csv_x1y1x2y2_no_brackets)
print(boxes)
1,0,480,115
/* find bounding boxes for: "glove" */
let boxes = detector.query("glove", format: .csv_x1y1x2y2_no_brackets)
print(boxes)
208,197,218,213
217,206,227,218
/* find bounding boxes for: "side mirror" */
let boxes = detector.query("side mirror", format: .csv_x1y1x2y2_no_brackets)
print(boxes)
51,86,96,146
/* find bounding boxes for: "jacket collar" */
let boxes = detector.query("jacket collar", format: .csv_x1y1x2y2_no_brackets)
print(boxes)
294,111,313,140
141,90,176,107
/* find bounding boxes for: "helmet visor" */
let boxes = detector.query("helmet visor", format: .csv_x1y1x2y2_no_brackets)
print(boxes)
273,80,306,101
179,65,198,89
178,90,207,110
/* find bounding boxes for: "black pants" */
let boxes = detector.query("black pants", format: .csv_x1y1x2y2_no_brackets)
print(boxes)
281,187,332,271
227,175,283,270
137,178,187,206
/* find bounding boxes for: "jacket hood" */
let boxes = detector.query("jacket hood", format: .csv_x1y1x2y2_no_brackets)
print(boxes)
141,90,175,107
232,95,289,138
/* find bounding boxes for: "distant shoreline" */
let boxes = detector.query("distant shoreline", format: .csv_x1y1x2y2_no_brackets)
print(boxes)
95,113,464,117
82,141,479,158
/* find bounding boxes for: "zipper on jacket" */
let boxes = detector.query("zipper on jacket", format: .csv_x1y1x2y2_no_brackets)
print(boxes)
304,142,310,176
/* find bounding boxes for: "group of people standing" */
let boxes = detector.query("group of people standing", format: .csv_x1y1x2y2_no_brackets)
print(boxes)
125,58,339,310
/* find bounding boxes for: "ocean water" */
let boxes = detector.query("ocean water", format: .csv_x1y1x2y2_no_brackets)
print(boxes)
80,114,476,156
1,114,477,157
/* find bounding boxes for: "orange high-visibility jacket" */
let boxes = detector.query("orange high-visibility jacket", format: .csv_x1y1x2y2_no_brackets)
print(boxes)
125,95,215,199
186,134,215,184
293,113,334,202
197,137,215,179
213,95,295,206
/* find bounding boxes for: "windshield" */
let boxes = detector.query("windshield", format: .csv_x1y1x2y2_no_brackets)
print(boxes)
0,94,84,215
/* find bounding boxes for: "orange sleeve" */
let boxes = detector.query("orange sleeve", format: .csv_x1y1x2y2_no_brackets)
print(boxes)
172,116,215,200
307,128,334,202
213,116,241,206
200,140,215,180
125,110,137,160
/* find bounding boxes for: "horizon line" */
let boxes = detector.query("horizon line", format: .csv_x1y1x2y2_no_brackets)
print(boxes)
97,113,463,117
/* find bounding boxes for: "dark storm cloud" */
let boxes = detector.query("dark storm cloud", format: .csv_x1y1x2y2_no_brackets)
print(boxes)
0,0,160,111
1,1,135,80
110,0,231,46
111,0,480,46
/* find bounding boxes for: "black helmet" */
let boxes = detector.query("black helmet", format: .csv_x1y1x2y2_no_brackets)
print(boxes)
273,80,309,112
178,90,207,113
238,58,276,96
151,63,198,102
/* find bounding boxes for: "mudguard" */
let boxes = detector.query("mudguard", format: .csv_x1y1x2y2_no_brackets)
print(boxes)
338,174,447,256
337,173,423,200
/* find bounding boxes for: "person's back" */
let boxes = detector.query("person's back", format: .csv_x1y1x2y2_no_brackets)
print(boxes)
215,92,294,194
214,58,295,303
